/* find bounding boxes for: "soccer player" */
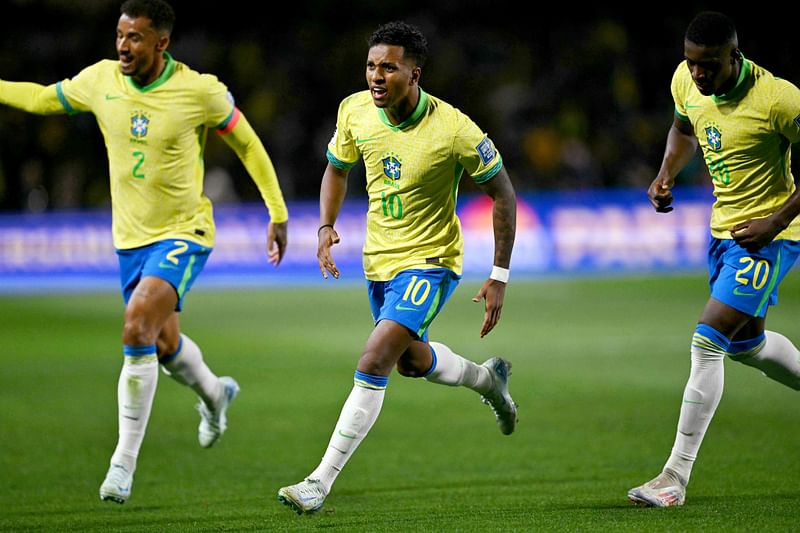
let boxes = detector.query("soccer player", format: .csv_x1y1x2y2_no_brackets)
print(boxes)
277,21,518,515
628,11,800,507
0,0,289,504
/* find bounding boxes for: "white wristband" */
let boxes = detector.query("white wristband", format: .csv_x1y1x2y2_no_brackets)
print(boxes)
490,266,510,283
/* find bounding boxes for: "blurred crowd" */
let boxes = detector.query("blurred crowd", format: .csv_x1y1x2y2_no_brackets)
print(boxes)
1,0,797,212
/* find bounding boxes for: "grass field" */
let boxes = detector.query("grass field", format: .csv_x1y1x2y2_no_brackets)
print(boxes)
1,274,798,532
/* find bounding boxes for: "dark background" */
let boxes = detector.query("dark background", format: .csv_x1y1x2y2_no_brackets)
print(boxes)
1,1,796,211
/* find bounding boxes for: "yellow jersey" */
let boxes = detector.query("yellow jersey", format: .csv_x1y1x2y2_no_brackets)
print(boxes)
55,53,239,248
672,57,800,240
327,88,503,280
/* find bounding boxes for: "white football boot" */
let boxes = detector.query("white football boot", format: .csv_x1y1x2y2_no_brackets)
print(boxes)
480,357,518,435
197,376,240,448
628,469,687,507
99,463,134,504
277,478,328,515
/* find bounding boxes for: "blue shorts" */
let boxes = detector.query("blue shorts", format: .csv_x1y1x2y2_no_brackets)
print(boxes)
708,238,800,317
117,240,211,311
367,268,461,341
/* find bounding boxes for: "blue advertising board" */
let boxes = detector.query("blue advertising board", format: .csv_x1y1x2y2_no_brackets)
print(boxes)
0,187,716,293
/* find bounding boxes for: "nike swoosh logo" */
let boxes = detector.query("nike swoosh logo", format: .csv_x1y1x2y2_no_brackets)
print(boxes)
105,94,123,100
158,261,180,270
733,287,756,296
685,104,701,109
394,304,416,311
337,430,356,439
355,137,373,144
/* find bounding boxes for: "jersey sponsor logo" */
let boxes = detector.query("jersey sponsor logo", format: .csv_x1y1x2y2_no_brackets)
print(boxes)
382,155,402,180
704,124,722,151
131,111,151,139
476,137,496,165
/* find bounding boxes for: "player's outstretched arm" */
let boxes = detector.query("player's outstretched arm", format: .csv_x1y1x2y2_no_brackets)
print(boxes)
317,163,348,279
649,116,698,213
218,110,289,265
0,80,67,114
266,220,288,266
473,166,516,338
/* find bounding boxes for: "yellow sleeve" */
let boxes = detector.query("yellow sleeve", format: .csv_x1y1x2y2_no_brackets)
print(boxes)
671,63,689,120
0,80,66,114
327,96,359,168
772,79,800,144
453,113,502,184
218,109,289,223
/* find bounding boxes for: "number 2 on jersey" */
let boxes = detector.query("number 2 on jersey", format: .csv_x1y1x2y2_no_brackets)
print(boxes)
132,151,146,179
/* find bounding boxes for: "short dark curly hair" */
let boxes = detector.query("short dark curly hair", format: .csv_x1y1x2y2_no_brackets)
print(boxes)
368,21,428,68
120,0,175,34
685,11,737,47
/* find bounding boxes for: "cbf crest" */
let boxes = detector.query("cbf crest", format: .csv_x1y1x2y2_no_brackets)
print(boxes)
381,152,403,190
382,154,402,181
130,111,151,139
704,123,722,151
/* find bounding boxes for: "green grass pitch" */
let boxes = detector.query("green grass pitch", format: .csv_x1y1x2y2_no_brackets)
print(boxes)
1,274,798,531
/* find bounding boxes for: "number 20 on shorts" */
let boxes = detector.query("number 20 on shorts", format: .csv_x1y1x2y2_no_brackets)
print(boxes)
735,257,770,289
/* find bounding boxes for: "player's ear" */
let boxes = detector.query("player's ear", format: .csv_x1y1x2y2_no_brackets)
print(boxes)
731,48,741,63
410,66,421,85
156,34,170,53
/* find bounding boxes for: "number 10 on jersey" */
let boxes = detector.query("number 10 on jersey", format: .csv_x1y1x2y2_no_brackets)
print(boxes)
380,191,403,220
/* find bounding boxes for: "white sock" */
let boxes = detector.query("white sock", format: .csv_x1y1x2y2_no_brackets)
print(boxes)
308,374,386,494
729,331,800,390
663,324,728,485
423,341,493,394
161,334,222,407
110,348,159,472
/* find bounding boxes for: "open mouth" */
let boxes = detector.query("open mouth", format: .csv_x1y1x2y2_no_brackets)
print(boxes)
119,55,134,69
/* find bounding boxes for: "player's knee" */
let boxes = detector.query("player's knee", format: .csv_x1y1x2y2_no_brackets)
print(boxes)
395,358,427,378
156,336,180,358
122,315,157,347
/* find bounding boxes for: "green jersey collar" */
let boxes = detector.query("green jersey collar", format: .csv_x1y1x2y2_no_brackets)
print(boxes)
378,87,429,131
712,55,750,103
126,52,176,92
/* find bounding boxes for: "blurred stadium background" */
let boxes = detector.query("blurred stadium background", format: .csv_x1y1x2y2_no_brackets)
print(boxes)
1,1,798,289
2,3,800,530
